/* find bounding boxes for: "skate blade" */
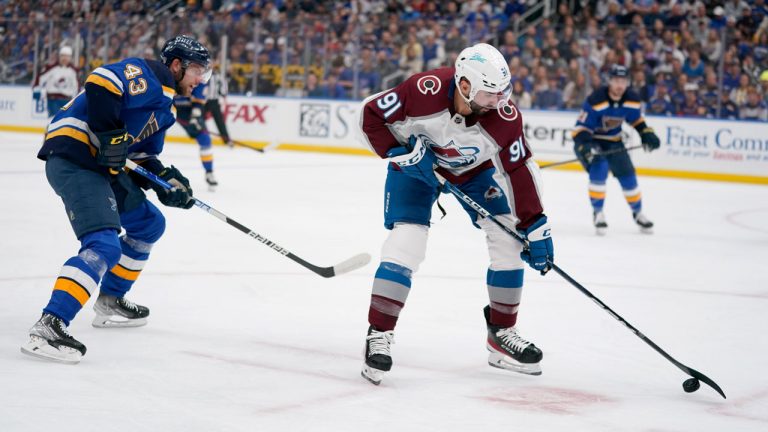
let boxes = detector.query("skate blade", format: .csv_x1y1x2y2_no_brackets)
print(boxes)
207,184,217,192
487,351,542,376
595,226,607,236
92,315,148,328
20,336,82,364
361,364,385,385
639,226,653,234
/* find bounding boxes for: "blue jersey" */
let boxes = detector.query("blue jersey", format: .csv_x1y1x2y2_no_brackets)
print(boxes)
38,58,177,172
572,86,646,143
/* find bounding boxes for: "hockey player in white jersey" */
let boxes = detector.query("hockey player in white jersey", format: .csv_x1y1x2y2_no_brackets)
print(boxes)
358,43,554,385
33,46,79,118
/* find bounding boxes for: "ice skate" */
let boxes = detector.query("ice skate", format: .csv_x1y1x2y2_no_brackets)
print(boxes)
205,171,218,191
361,326,394,385
92,294,149,328
633,211,654,234
21,313,86,364
484,306,542,375
593,211,608,236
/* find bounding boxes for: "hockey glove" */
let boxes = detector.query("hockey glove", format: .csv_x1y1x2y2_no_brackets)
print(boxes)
188,107,204,136
95,128,133,169
640,128,660,152
387,135,440,189
519,215,554,275
151,166,195,209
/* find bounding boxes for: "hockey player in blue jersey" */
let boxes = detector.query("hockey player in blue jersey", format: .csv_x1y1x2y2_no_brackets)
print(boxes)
175,80,219,190
21,35,212,364
572,65,660,235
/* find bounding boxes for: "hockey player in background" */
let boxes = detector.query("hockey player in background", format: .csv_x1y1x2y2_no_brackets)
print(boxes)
358,43,554,385
33,46,79,118
21,35,211,364
175,78,218,190
572,65,660,235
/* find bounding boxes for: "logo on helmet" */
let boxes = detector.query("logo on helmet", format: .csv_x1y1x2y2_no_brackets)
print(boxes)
417,75,441,95
468,53,487,63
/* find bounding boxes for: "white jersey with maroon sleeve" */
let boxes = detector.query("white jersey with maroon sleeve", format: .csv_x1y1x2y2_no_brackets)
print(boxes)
358,67,544,228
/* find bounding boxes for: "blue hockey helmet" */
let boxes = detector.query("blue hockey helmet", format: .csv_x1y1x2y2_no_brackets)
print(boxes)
609,64,629,78
161,35,212,82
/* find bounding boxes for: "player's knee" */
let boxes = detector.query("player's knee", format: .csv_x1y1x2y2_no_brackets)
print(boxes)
477,216,524,271
79,229,122,273
140,206,166,243
380,222,429,272
616,174,638,190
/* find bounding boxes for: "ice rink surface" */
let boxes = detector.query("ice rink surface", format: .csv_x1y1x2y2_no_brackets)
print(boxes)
0,131,766,431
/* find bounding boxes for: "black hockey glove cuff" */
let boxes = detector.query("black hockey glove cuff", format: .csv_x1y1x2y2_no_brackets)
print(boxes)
95,128,133,169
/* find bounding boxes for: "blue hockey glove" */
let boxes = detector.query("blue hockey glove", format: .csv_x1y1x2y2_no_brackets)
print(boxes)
640,128,660,152
151,166,195,209
519,215,554,275
387,135,440,188
95,128,133,169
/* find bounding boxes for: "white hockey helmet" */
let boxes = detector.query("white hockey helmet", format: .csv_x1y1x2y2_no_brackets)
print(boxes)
454,43,512,109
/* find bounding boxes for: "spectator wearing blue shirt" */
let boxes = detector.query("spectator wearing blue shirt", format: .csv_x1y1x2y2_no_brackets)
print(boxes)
682,49,705,81
534,75,564,110
261,37,282,65
719,91,741,119
647,84,675,116
317,73,347,99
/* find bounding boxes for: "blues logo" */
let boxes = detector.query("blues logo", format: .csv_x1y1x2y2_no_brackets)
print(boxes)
419,134,478,168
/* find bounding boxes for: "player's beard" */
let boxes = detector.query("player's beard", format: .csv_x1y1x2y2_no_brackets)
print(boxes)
469,100,491,115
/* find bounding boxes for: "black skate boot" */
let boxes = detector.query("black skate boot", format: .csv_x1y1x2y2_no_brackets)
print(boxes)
484,306,542,375
21,313,87,364
205,171,218,191
92,294,149,328
633,212,654,234
593,211,608,236
361,326,394,385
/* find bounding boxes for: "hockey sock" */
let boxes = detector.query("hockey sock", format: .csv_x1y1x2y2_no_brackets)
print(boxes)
487,269,523,328
368,262,412,331
617,174,642,213
200,145,214,172
44,230,120,325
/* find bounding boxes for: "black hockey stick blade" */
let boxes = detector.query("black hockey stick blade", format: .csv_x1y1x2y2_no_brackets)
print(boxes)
686,367,727,399
291,252,372,278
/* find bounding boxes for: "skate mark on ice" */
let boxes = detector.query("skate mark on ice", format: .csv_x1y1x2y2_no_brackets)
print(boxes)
710,388,768,423
471,386,613,415
725,208,768,235
180,350,358,384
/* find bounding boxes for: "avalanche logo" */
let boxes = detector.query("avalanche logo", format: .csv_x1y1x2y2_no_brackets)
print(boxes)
484,186,502,202
498,101,519,122
417,75,441,95
419,134,478,168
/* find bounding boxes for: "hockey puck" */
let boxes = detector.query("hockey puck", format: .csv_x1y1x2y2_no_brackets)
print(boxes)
683,378,700,393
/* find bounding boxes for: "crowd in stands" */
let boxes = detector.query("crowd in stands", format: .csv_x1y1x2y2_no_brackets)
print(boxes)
1,0,767,120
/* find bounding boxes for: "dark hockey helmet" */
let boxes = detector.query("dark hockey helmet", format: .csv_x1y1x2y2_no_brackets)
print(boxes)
161,35,212,82
609,64,629,78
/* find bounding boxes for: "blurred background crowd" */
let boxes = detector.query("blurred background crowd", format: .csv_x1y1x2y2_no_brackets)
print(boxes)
2,0,767,120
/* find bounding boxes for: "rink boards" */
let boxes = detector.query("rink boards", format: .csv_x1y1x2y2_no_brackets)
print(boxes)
1,84,766,184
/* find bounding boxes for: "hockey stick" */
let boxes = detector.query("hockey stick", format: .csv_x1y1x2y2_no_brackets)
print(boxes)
125,160,371,278
439,178,726,399
176,119,266,153
539,145,643,169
